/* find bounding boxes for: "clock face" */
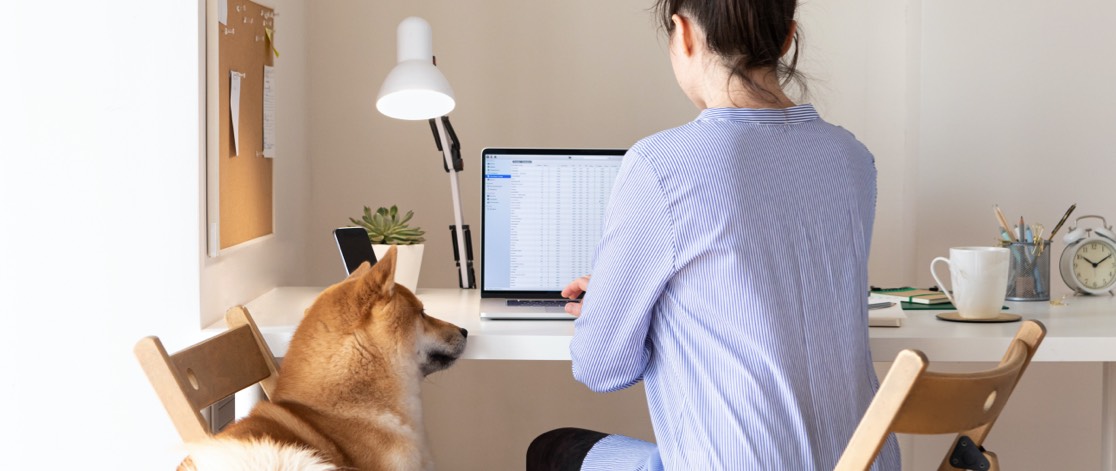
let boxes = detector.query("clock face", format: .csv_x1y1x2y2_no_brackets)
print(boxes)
1073,240,1116,290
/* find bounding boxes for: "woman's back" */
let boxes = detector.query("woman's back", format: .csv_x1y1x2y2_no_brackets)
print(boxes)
606,105,897,468
536,0,901,469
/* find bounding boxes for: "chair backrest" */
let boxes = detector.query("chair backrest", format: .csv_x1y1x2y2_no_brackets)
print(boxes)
135,305,280,443
836,319,1046,471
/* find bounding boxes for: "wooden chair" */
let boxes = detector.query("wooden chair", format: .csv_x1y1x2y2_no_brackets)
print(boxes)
836,319,1046,471
135,305,280,442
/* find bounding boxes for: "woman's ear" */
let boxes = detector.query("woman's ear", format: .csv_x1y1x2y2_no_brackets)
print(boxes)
671,14,696,58
781,20,798,57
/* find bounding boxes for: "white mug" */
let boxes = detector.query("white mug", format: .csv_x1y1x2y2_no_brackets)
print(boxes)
930,247,1010,319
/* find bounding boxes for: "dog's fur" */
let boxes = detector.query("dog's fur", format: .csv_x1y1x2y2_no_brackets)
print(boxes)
183,247,468,470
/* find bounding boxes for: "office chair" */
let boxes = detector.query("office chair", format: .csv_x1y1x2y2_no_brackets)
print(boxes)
134,305,280,442
835,319,1045,471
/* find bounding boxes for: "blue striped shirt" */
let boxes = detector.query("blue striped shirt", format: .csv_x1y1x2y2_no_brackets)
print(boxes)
571,105,900,470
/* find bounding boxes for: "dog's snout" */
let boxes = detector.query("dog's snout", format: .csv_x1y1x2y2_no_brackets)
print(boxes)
459,327,468,338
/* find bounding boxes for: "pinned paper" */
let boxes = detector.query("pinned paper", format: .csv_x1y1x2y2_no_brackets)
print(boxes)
230,71,242,156
218,0,228,25
262,66,276,158
265,27,279,58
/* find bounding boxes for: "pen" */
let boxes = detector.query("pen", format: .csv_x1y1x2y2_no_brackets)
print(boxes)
1047,203,1077,242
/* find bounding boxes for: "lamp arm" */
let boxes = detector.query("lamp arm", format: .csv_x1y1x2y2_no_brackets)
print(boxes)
428,116,463,173
432,117,475,289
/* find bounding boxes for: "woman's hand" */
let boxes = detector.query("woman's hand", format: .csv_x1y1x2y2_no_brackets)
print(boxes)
561,275,591,317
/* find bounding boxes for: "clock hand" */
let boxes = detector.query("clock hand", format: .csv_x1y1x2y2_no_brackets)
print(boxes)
1081,256,1100,268
1098,254,1113,265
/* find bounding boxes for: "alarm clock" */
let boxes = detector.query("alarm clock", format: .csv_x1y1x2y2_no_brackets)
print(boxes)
1060,215,1116,295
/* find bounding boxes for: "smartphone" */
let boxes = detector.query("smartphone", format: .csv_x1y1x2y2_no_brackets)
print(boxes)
333,227,377,276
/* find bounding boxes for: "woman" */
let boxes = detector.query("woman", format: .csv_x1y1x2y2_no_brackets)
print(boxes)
527,0,900,470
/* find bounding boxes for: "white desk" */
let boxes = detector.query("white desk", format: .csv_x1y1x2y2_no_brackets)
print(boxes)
205,287,1116,469
209,287,1116,362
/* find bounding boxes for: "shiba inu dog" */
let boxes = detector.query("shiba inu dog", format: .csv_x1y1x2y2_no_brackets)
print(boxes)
184,246,468,470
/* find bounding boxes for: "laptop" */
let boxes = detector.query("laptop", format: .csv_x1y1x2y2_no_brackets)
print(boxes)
479,148,626,320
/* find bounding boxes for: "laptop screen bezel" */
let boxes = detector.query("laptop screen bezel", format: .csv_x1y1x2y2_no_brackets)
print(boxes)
479,147,627,299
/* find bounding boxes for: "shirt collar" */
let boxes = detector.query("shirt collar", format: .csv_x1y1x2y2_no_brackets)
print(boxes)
697,104,819,125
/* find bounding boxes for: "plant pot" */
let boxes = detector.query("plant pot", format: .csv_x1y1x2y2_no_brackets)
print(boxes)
372,244,424,292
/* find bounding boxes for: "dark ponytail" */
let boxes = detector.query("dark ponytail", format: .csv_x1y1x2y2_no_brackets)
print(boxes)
654,0,804,103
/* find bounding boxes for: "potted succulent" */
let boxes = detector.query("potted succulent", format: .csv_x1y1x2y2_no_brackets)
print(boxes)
349,205,426,291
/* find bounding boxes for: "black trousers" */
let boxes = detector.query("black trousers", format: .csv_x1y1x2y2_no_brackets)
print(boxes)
526,427,610,471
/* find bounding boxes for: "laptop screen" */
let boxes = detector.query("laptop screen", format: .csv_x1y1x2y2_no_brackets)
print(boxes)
481,148,626,297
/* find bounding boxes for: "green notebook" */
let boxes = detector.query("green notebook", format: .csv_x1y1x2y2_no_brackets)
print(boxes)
870,287,1013,310
871,287,951,305
899,301,1009,311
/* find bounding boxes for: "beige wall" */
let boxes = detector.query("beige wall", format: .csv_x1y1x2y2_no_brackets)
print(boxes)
914,0,1116,289
304,0,1113,469
304,0,921,289
302,1,923,469
306,1,692,287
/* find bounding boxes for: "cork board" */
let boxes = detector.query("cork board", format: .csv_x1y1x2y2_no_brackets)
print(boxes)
209,0,276,251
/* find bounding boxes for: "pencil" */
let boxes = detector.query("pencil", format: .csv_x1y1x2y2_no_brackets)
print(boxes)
1047,203,1076,242
994,205,1016,242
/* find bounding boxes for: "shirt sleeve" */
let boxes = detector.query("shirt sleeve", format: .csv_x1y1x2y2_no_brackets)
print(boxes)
570,149,677,393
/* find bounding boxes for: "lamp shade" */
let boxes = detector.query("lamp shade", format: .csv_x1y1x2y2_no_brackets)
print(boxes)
376,17,456,120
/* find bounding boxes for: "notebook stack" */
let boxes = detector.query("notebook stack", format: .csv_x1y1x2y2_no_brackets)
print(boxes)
870,287,951,305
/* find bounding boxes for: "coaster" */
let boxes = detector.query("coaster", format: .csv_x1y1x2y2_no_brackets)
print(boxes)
936,312,1022,323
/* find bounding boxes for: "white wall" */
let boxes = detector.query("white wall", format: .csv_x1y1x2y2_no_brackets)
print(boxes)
0,0,311,467
0,1,203,467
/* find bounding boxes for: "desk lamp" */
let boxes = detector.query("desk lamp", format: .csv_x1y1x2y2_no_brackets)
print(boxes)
377,16,474,289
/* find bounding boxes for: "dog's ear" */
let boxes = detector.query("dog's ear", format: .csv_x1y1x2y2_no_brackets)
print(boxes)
364,245,397,296
347,261,373,280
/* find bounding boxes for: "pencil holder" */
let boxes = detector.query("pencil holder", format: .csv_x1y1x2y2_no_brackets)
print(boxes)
1003,240,1051,301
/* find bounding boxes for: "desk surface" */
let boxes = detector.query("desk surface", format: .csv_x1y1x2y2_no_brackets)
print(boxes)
204,287,1116,362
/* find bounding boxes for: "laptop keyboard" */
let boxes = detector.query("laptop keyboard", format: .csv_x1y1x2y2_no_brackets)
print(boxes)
507,299,570,307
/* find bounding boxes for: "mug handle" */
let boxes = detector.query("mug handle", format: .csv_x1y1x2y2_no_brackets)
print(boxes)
930,257,957,306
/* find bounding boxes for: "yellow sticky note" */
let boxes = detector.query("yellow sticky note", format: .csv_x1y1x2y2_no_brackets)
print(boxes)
265,27,279,58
